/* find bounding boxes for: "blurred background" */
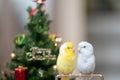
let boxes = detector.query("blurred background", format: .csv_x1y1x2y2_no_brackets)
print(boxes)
0,0,120,80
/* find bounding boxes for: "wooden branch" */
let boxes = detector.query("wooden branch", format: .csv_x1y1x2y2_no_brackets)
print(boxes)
55,74,104,80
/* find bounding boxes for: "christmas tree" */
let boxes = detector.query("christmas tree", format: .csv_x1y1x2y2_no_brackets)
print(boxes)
1,0,60,80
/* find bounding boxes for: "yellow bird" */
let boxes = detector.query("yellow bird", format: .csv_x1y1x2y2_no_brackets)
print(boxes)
57,42,76,80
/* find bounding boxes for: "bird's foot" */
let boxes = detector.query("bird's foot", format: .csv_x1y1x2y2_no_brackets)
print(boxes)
78,73,82,80
68,74,72,78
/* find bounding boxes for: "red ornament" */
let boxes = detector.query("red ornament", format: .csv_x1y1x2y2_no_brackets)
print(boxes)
42,0,46,2
30,7,37,17
42,0,46,4
15,66,28,80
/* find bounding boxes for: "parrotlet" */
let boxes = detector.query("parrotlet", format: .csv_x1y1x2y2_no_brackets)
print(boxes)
77,41,95,79
57,42,76,80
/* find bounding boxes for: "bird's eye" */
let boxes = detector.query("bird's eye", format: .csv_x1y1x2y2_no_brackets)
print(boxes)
67,47,71,49
83,46,86,48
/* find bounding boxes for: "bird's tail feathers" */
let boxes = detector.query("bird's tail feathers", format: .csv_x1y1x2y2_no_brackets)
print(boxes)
61,78,69,80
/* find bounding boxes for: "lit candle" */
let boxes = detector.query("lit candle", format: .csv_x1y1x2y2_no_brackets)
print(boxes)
15,66,28,80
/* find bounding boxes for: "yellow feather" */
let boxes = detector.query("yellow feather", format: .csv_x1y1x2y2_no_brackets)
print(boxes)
57,42,76,80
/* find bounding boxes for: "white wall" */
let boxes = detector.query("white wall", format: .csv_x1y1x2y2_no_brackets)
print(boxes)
0,0,21,71
54,0,87,47
88,12,120,80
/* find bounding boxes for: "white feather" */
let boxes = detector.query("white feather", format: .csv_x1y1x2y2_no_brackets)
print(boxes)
77,41,95,74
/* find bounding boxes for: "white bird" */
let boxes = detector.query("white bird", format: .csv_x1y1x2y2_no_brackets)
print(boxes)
77,41,95,75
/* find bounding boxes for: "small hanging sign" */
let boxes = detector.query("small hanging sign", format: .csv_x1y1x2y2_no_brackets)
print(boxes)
26,47,56,61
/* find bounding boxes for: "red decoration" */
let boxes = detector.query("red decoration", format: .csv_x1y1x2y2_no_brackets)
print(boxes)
15,66,28,80
41,0,46,3
42,0,46,4
30,7,37,17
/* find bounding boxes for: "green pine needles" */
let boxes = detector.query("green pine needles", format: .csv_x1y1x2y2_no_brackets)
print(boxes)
1,2,59,80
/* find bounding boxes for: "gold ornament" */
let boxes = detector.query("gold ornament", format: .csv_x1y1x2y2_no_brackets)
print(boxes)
53,65,57,71
11,53,16,60
55,37,62,47
48,34,62,47
18,66,28,69
55,37,62,43
49,34,57,42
